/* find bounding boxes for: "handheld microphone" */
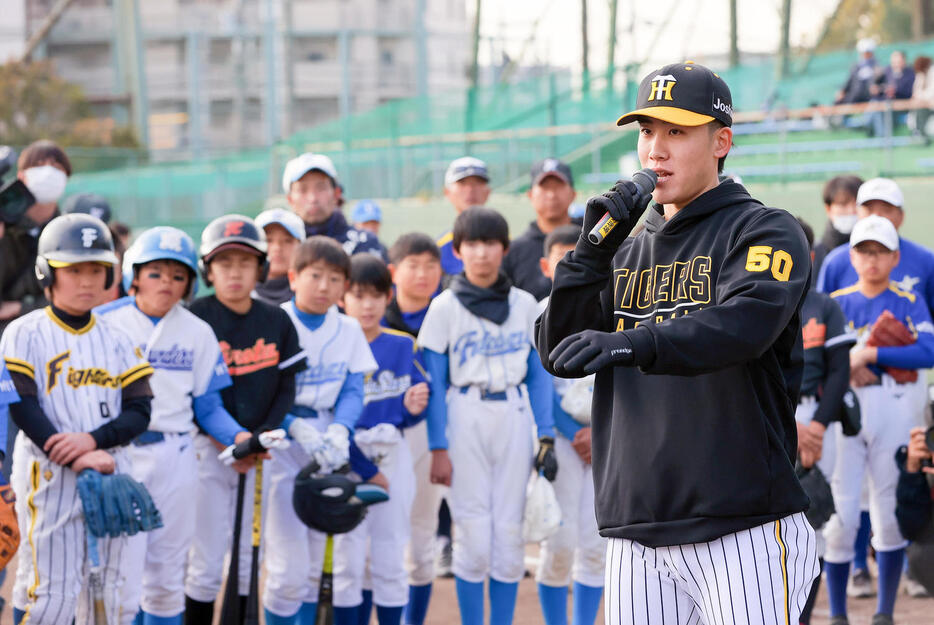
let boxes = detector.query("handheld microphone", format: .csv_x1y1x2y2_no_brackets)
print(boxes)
587,168,658,245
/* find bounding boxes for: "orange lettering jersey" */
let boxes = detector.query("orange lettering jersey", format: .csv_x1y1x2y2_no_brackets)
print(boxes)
189,295,306,431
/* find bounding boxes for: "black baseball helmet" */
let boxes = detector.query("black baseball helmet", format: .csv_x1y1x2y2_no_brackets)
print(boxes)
292,466,368,535
198,214,268,285
35,213,119,289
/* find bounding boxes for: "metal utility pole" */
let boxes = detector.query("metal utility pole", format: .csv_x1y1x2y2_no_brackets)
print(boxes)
607,0,618,89
470,0,482,88
729,0,739,67
115,0,149,147
778,0,791,77
581,0,590,92
21,0,77,62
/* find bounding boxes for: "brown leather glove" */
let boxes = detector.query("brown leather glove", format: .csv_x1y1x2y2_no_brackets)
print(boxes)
866,310,918,383
0,483,20,570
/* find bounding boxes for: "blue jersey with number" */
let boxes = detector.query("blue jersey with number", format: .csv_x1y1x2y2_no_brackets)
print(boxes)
357,329,428,430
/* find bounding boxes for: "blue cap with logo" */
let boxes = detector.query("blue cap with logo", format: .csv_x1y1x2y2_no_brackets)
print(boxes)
351,200,382,224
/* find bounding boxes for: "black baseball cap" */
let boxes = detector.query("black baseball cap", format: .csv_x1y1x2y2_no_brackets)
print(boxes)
616,61,733,127
530,158,574,188
62,192,112,224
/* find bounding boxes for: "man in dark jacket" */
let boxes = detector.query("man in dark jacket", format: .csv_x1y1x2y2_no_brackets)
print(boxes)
895,426,934,596
502,158,579,300
812,175,863,281
538,61,817,625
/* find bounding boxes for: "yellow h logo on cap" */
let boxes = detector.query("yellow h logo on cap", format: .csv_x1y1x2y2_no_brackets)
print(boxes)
648,74,677,102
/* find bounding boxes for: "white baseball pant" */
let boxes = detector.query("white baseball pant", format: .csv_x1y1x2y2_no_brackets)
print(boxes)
794,397,840,558
824,377,920,563
184,434,268,603
604,512,818,625
447,386,533,583
334,437,415,608
403,419,446,586
536,434,605,588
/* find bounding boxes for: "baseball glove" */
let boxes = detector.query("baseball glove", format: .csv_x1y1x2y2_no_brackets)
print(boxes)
866,310,917,383
795,460,835,531
0,476,20,570
77,470,163,538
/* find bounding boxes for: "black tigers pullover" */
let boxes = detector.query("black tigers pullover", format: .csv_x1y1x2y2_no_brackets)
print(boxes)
537,181,811,547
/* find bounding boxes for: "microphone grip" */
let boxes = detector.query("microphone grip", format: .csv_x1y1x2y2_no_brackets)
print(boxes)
586,168,658,245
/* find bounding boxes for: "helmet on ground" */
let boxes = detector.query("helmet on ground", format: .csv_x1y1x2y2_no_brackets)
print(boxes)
122,226,199,297
35,213,118,289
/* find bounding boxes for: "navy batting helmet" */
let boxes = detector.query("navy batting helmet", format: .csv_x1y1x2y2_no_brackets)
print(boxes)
292,467,369,535
198,214,268,286
35,213,119,289
122,226,199,297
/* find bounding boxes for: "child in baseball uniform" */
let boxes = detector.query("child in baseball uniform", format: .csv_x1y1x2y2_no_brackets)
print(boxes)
184,215,307,624
1,214,155,625
253,207,306,306
262,236,377,625
95,226,253,625
419,207,555,625
334,254,429,625
0,362,19,471
823,215,934,625
534,225,605,625
381,233,445,625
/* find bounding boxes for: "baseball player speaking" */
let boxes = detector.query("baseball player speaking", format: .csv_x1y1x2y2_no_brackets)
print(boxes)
538,62,818,625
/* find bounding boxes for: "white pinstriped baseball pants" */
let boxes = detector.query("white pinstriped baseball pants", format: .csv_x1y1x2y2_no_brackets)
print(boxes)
604,512,819,625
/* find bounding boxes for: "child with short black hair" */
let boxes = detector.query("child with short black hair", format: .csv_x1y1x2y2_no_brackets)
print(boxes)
419,206,555,625
332,254,429,625
384,233,443,337
262,236,378,625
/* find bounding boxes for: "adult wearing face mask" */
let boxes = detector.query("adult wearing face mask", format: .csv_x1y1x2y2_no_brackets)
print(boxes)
812,175,863,282
0,140,71,335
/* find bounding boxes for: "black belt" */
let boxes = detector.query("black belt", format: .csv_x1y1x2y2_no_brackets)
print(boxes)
132,431,188,446
456,386,522,401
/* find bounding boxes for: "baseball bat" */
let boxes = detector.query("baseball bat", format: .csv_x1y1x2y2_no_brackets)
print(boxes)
587,168,658,245
244,458,263,625
86,532,108,625
219,473,246,625
315,534,335,625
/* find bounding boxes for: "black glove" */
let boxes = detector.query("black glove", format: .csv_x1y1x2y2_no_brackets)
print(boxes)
550,329,635,376
534,437,558,481
579,180,643,253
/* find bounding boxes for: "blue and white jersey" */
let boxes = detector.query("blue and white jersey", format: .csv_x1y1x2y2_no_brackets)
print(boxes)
283,302,378,412
95,296,231,433
436,231,463,276
418,286,538,391
831,282,934,372
819,237,934,313
0,362,18,407
358,329,428,430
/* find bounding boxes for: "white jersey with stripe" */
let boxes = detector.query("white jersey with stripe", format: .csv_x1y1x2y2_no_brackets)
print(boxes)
283,302,378,412
95,297,231,433
0,307,153,442
418,287,538,392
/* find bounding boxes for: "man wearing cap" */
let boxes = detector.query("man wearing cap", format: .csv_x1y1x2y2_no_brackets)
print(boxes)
818,178,934,315
282,152,386,259
253,206,307,305
822,215,934,625
502,158,579,300
538,62,817,624
436,157,491,278
835,39,879,105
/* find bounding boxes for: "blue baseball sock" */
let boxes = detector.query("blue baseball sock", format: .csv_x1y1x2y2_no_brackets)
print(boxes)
455,576,484,625
360,590,373,625
875,548,905,616
13,608,24,625
824,561,851,617
489,578,519,625
853,511,871,571
572,582,603,625
405,583,432,625
142,613,183,625
297,602,318,625
264,608,298,625
335,604,362,625
376,604,404,625
537,583,568,625
133,611,144,625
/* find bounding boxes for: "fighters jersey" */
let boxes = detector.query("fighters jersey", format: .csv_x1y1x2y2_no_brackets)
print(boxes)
831,282,934,372
800,290,857,396
418,286,538,392
0,307,153,438
95,297,232,433
283,302,377,412
436,231,463,277
189,296,306,431
818,237,934,313
358,329,427,430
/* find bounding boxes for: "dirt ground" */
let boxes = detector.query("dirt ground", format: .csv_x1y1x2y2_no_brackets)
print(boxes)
1,554,931,624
